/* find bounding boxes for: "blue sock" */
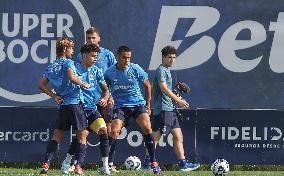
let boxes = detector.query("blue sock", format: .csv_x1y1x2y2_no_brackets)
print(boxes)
44,140,58,164
143,155,151,166
100,134,109,157
144,155,150,162
74,143,87,166
67,138,78,155
144,134,156,163
108,136,116,163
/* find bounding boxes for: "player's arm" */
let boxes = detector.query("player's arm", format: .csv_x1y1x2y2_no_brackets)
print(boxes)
97,83,110,107
67,68,90,88
158,81,189,109
38,77,63,104
143,79,152,114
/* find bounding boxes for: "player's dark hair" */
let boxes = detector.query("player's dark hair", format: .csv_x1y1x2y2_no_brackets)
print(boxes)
161,45,176,57
117,46,131,55
56,37,74,56
86,27,100,35
80,43,100,54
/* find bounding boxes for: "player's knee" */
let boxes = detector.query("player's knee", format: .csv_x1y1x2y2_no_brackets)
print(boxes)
98,127,108,135
142,126,152,135
76,136,87,144
51,136,61,143
110,130,119,139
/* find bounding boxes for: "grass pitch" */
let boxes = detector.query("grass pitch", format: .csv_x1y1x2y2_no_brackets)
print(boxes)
0,168,283,176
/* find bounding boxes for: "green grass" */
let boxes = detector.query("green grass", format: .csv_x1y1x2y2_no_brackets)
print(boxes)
0,167,283,176
0,163,283,176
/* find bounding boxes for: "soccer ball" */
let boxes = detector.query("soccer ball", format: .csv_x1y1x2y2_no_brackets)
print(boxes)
124,156,141,170
211,158,229,175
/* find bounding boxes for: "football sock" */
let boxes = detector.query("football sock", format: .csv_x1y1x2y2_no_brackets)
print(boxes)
100,134,109,157
144,133,156,162
74,143,86,166
108,136,116,164
44,140,58,164
102,157,109,168
67,138,78,156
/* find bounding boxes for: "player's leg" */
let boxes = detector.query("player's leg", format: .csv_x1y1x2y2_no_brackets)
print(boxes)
143,114,163,170
70,104,88,175
88,109,111,175
143,131,161,170
40,105,70,174
40,129,64,174
103,106,118,172
135,106,161,174
109,108,126,168
61,128,86,174
170,112,200,171
171,128,185,160
98,127,111,175
97,104,117,172
107,121,119,172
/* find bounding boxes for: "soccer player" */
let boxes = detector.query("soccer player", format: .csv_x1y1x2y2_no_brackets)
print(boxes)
144,45,200,171
104,46,161,174
75,27,118,171
38,37,89,175
61,43,111,175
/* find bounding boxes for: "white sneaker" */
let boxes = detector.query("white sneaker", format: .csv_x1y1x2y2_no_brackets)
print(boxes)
109,165,119,173
61,161,74,174
69,165,75,172
100,166,111,175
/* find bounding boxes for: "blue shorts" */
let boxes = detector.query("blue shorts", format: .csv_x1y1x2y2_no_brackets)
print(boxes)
85,109,107,133
85,109,102,127
152,111,180,135
96,104,113,123
113,105,147,125
57,103,87,131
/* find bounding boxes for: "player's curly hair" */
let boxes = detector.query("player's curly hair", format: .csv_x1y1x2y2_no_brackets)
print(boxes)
80,43,100,54
56,37,74,56
161,45,176,57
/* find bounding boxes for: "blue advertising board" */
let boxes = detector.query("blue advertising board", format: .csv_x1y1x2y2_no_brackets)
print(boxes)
0,107,196,164
195,109,284,164
0,0,284,109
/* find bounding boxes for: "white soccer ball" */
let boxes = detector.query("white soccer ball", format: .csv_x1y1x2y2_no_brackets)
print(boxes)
124,156,141,170
211,158,229,175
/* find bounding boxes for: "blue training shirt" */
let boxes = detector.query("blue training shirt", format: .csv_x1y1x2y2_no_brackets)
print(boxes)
152,64,174,115
76,63,105,110
43,57,84,105
104,63,148,109
76,47,116,101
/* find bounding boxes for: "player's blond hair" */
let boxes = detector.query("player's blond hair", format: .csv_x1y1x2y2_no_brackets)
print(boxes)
56,37,74,56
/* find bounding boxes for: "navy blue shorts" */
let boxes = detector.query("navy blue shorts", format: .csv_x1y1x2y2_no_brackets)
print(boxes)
152,111,180,135
85,109,102,127
57,103,87,131
96,104,113,123
113,105,147,125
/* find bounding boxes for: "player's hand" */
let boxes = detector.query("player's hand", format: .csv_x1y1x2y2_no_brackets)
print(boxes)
98,98,107,107
178,99,190,109
54,96,63,104
81,82,91,88
146,107,151,115
107,96,114,108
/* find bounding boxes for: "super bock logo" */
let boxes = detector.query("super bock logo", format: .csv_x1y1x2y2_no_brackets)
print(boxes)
0,0,90,104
